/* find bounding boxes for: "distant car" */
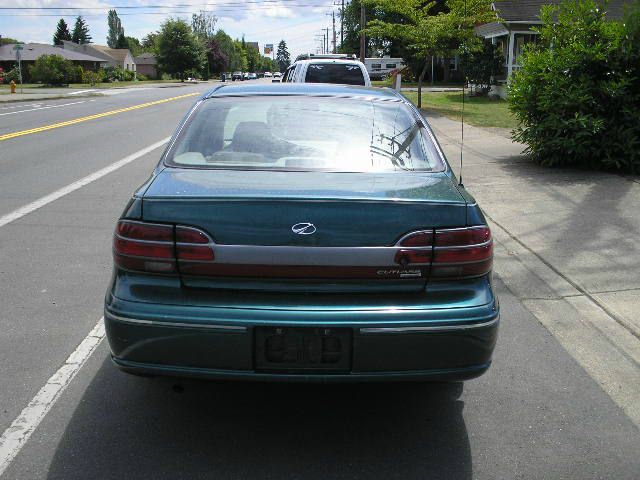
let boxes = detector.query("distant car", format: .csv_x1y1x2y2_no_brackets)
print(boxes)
231,71,242,81
105,83,499,382
243,72,250,80
264,71,273,77
273,71,282,78
283,54,371,86
248,72,258,80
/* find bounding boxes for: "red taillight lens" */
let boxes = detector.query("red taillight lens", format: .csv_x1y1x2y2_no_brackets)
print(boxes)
398,231,433,247
431,226,493,278
113,221,215,274
394,230,433,265
176,226,210,244
113,221,176,273
175,226,215,261
116,221,173,242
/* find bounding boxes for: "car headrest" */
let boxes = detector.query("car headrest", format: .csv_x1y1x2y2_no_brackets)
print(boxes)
231,121,273,153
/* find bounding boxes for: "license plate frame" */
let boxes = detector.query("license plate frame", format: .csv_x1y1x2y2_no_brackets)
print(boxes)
255,326,352,372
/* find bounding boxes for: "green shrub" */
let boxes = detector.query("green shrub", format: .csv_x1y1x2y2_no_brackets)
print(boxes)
136,72,148,81
102,66,136,82
29,54,77,85
509,0,640,172
2,67,20,84
82,69,104,85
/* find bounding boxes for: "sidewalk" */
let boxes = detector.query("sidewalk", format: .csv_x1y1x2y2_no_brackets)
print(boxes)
424,113,640,426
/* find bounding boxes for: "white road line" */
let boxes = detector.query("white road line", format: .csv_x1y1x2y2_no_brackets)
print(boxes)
0,136,170,228
68,89,96,95
0,318,105,477
0,100,87,117
0,104,42,111
0,137,172,476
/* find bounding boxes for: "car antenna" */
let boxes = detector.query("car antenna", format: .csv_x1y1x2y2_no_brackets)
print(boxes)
459,0,467,188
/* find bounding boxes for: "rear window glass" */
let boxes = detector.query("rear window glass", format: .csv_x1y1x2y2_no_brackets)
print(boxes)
304,63,366,86
166,96,445,173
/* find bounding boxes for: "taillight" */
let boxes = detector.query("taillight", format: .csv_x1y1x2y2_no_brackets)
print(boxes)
395,230,433,265
432,226,493,278
176,226,215,261
113,221,214,274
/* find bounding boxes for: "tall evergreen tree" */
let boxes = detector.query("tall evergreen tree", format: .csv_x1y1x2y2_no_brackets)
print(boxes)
276,40,290,72
71,16,92,44
53,18,72,46
107,10,124,48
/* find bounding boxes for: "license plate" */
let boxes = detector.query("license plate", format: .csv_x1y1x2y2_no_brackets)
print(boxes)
255,327,352,372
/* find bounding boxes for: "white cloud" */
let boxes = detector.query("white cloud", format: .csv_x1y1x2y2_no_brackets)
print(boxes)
0,0,337,58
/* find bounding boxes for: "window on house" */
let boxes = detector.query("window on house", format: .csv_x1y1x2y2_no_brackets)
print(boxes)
371,64,381,70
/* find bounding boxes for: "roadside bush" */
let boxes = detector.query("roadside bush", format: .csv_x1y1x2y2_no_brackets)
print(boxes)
509,0,640,172
136,73,148,81
29,54,78,85
2,67,20,84
102,66,136,82
82,69,104,85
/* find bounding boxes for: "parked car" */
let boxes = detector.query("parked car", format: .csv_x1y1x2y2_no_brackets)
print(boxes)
248,72,258,80
231,71,243,81
264,71,273,77
283,54,371,86
105,83,499,382
273,71,282,78
243,72,250,80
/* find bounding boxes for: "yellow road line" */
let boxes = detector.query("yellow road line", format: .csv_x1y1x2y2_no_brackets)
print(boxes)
0,92,199,142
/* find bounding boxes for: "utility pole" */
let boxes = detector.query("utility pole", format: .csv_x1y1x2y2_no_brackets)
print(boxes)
359,3,366,63
315,34,325,53
323,27,330,55
332,11,337,53
341,0,344,48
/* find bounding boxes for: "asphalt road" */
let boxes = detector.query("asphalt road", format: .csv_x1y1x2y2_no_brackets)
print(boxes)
0,79,638,480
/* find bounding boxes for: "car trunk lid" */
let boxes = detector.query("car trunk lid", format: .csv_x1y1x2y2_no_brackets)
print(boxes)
141,168,466,292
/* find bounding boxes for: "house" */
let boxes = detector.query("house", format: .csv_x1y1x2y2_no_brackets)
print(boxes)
475,0,629,96
245,42,259,52
0,43,106,81
134,52,157,79
62,41,136,72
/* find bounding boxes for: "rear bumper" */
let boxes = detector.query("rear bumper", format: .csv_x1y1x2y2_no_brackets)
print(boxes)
104,293,499,382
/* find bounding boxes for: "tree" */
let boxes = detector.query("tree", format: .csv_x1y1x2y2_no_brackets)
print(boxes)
116,33,128,49
364,0,495,106
107,10,124,48
191,11,217,41
209,30,234,73
53,19,72,46
71,16,92,44
276,40,290,72
141,33,158,52
29,54,80,84
156,18,205,80
124,36,141,55
1,37,22,46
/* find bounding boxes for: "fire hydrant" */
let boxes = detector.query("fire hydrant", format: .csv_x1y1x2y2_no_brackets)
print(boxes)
10,80,17,94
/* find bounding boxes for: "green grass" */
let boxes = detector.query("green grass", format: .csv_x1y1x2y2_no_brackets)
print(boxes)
371,78,464,88
403,91,515,129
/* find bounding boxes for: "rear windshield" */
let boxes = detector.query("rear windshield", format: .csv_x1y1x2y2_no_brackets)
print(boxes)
166,96,445,173
304,63,366,85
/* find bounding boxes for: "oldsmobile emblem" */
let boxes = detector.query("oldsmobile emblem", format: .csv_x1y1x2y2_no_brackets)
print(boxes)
291,222,317,235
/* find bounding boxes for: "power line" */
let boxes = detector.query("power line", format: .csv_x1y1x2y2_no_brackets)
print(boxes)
0,0,335,10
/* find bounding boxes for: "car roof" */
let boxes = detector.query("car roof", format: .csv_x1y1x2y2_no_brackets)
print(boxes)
293,58,365,66
203,83,401,100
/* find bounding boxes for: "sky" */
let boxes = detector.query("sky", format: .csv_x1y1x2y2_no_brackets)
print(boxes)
0,0,342,60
